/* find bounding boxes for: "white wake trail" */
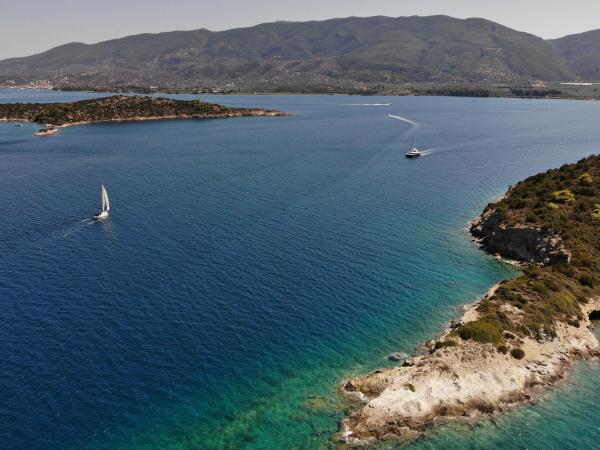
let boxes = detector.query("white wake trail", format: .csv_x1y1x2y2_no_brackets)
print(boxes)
388,114,418,128
342,103,392,106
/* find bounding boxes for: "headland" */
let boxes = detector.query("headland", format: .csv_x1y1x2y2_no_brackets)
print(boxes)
339,155,600,446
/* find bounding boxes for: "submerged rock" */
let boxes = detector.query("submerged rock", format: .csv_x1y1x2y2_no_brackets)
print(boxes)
388,352,408,361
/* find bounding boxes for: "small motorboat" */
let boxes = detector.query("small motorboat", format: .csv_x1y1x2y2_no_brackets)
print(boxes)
405,132,422,158
405,147,422,158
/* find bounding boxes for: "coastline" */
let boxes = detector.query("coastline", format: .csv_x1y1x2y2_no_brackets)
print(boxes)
3,86,600,102
337,170,600,446
0,110,286,125
338,261,600,446
2,111,286,128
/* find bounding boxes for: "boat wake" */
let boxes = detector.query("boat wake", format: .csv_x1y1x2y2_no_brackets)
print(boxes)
54,219,95,239
342,103,392,106
388,114,418,128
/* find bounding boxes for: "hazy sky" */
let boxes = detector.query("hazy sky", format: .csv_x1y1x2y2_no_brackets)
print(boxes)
2,0,599,60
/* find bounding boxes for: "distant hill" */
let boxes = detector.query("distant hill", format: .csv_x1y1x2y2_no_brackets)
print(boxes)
551,30,600,81
0,15,587,90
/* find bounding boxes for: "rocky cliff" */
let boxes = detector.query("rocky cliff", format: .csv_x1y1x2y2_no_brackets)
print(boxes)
470,209,571,265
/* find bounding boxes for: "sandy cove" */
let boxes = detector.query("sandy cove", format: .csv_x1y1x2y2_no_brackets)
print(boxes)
338,289,600,446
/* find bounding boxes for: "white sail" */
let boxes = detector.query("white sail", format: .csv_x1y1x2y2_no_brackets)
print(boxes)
101,184,110,212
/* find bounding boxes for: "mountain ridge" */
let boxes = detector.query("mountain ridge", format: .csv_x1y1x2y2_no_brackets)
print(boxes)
0,15,598,91
551,29,600,81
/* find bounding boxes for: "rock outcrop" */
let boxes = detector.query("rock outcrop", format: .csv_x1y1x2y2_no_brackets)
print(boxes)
470,209,571,265
337,294,600,446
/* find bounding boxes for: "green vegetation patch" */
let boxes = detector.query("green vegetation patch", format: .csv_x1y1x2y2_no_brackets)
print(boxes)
552,189,575,204
592,204,600,222
497,344,509,354
456,320,504,345
0,95,276,126
579,173,593,185
433,339,458,351
510,348,525,360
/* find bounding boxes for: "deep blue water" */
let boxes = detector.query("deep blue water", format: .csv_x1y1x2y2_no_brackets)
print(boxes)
1,89,600,449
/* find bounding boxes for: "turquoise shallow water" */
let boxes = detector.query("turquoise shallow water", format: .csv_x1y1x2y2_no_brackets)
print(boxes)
1,90,600,449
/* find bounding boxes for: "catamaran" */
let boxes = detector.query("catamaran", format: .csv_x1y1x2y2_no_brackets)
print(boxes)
405,131,422,159
94,184,110,219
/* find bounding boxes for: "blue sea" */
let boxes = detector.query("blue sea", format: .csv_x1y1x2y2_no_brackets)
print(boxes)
1,89,600,449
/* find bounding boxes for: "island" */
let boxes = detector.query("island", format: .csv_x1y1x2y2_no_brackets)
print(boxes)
0,95,288,133
34,127,58,136
338,155,600,446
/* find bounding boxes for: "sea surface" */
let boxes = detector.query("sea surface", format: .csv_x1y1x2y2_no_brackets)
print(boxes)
1,89,600,449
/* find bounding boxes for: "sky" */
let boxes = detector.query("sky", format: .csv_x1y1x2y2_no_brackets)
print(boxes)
1,0,600,60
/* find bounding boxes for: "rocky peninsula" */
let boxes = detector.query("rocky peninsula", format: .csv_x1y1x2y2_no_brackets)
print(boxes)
338,155,600,446
0,95,287,130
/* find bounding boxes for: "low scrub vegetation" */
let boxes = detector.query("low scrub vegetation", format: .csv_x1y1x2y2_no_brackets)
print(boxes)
510,348,525,360
455,320,504,345
496,344,509,354
433,339,458,351
0,95,273,126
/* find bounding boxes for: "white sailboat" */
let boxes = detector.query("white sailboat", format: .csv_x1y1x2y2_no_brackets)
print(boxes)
405,131,422,158
94,184,110,219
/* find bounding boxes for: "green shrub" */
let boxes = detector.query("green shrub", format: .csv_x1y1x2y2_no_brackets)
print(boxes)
457,320,504,344
579,275,594,288
510,348,525,360
552,189,575,204
592,205,600,222
544,278,561,292
497,345,509,354
579,173,593,185
546,290,578,314
434,339,458,350
531,281,548,294
404,383,416,392
496,286,511,297
555,264,575,277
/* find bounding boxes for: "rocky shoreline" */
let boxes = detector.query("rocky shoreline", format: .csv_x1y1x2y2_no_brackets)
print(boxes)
338,289,600,446
337,157,600,446
3,107,287,137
